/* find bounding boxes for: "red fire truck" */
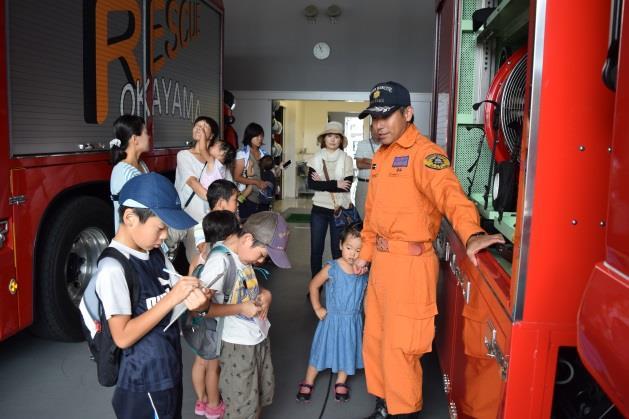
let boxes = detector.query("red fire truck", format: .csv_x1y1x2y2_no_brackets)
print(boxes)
0,0,224,342
432,0,627,417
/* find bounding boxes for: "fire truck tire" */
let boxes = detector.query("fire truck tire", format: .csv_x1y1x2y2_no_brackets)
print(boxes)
32,196,113,341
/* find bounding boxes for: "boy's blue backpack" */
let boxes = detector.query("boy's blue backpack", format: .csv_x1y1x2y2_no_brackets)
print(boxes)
180,244,238,360
80,247,157,387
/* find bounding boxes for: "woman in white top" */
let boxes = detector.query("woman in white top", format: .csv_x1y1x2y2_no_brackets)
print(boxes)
233,122,272,220
175,116,234,262
307,121,354,278
109,115,150,231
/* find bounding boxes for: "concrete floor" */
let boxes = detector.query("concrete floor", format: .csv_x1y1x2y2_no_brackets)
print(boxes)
0,204,448,419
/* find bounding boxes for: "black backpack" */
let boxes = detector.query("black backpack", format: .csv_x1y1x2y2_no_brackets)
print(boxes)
80,247,145,387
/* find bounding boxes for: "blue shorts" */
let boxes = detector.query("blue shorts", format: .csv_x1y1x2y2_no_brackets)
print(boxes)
112,383,182,419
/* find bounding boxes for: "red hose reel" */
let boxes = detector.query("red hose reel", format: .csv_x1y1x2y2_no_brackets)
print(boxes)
483,47,527,163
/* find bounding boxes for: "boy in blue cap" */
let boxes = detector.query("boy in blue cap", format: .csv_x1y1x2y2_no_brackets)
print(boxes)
80,172,209,419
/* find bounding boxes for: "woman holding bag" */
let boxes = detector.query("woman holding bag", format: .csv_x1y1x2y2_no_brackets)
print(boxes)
307,121,356,278
233,122,272,221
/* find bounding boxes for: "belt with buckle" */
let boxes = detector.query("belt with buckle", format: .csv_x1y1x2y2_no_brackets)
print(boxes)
376,235,427,256
357,178,369,183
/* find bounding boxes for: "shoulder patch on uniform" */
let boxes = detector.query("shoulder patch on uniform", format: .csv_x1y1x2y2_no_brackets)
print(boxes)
424,153,450,170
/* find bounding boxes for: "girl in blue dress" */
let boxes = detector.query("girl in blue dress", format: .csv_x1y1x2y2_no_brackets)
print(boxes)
297,223,368,402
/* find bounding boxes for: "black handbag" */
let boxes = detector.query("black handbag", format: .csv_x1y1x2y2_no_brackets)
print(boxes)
321,160,362,229
333,205,361,229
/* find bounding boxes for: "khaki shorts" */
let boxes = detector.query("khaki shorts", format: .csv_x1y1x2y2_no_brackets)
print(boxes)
219,339,274,419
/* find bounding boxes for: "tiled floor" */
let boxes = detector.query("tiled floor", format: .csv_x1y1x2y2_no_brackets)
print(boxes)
0,211,449,419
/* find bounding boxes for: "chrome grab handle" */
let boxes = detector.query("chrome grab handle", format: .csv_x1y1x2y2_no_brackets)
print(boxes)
0,220,8,247
462,279,471,304
484,320,509,380
448,401,458,418
442,373,451,394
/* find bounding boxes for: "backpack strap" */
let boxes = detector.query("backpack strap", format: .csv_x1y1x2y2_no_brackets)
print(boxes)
96,247,140,310
210,244,238,301
208,244,238,358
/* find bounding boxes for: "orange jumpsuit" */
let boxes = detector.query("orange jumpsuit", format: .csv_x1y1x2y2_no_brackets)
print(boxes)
360,124,483,414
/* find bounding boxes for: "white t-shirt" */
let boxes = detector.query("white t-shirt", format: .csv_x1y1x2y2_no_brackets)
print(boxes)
235,147,268,192
110,161,149,231
78,240,178,337
355,138,380,180
200,248,268,345
175,149,209,222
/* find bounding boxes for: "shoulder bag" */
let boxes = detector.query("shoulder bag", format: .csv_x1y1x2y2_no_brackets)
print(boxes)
321,160,362,229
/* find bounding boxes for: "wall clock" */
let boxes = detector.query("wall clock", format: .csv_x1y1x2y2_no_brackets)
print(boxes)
313,42,330,60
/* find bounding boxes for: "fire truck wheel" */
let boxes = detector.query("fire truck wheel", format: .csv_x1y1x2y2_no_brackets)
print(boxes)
32,196,113,341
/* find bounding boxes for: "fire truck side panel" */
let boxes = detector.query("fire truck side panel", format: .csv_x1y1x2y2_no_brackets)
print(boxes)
10,161,113,332
0,0,223,340
5,151,178,341
441,221,511,419
577,0,629,414
432,0,459,380
0,0,19,340
519,0,614,324
434,0,623,416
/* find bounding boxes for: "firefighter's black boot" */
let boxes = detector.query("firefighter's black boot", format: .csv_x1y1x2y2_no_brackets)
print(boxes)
365,397,388,419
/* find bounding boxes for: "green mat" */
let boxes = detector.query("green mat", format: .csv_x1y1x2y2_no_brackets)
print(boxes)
285,213,310,224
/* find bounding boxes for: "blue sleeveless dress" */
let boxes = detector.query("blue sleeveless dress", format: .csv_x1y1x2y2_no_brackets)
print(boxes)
308,260,368,375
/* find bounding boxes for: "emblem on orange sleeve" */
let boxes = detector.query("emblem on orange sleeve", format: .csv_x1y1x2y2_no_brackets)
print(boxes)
424,153,450,170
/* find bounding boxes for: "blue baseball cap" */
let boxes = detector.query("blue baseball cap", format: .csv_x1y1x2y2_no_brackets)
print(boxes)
359,81,411,119
118,173,196,230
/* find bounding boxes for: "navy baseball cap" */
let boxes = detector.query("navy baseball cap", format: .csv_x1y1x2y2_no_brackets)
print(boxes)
359,81,411,119
118,173,196,230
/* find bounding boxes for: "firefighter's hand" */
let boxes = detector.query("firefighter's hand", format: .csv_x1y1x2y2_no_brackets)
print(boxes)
184,288,209,312
310,171,321,181
353,259,369,275
466,233,505,267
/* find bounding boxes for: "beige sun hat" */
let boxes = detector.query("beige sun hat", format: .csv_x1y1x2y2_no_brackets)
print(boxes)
317,121,348,148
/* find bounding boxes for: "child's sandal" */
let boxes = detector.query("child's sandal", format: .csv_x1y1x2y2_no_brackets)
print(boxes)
334,383,350,402
296,382,314,402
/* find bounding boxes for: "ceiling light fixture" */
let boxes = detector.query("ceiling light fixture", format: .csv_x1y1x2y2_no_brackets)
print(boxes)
304,5,318,24
326,5,342,24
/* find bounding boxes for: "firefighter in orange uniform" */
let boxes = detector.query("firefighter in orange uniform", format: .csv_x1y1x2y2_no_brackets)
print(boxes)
354,81,504,419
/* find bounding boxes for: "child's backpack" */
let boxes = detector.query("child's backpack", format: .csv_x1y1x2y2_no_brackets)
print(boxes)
180,244,238,360
80,247,144,387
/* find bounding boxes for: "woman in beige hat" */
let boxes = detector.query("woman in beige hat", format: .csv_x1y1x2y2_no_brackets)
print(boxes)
306,121,354,277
